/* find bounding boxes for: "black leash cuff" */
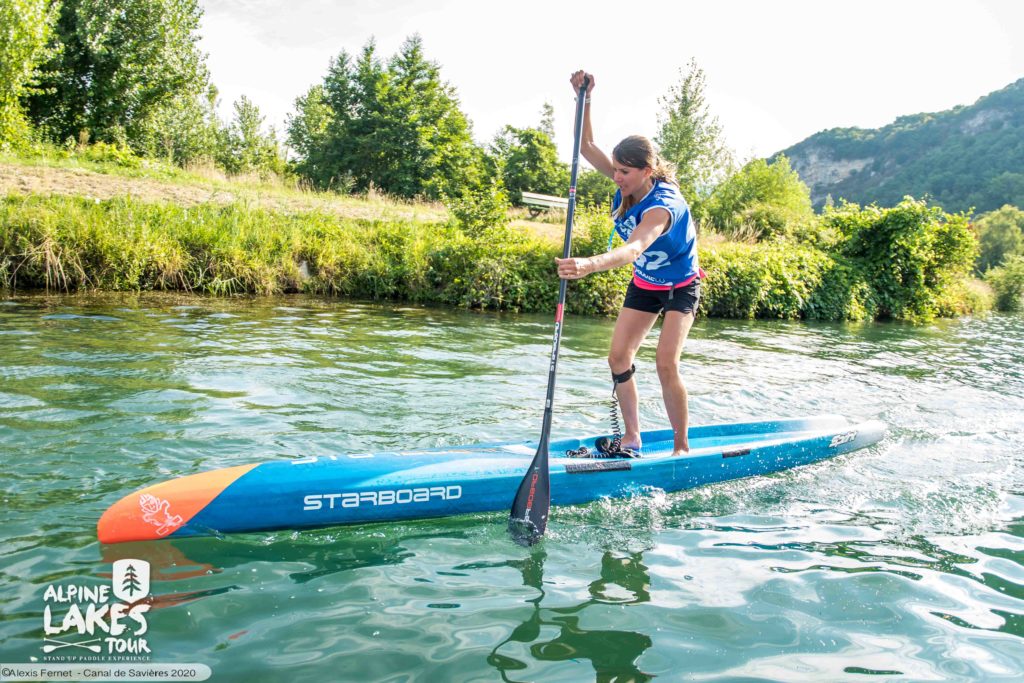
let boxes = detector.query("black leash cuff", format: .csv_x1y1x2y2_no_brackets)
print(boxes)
612,364,636,385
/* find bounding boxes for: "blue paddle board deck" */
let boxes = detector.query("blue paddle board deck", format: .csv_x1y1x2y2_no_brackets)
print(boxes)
97,414,885,543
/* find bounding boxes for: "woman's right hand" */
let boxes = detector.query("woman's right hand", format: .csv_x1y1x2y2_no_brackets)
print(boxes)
555,256,594,280
570,70,594,95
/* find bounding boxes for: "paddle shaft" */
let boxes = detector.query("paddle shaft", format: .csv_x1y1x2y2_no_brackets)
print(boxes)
509,77,589,542
538,80,589,449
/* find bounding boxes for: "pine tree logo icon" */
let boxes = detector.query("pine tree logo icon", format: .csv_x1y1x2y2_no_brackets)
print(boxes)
112,559,150,603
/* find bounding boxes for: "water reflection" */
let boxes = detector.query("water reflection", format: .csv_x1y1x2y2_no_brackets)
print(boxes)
4,294,1024,680
99,523,480,586
485,550,654,682
100,530,660,682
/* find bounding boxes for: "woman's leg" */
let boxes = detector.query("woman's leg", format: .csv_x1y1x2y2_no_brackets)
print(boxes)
656,310,696,455
608,307,659,449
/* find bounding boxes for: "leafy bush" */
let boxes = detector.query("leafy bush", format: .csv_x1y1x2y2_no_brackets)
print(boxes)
74,141,143,168
824,197,977,321
698,241,874,320
933,278,993,317
576,169,617,209
443,181,510,238
705,155,815,240
974,204,1024,273
565,204,631,314
0,193,988,321
986,255,1024,311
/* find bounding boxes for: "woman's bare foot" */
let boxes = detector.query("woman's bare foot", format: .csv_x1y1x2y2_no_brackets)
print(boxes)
621,432,642,452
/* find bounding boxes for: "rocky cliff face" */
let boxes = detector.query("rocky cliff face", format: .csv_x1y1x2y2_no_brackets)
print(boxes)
773,78,1024,213
786,147,872,205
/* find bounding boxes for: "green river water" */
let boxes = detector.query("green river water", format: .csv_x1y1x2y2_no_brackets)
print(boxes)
1,293,1022,682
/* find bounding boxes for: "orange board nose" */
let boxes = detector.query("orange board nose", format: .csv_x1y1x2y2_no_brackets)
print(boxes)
97,464,258,544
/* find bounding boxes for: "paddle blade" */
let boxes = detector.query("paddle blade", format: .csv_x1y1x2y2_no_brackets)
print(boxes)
508,446,550,546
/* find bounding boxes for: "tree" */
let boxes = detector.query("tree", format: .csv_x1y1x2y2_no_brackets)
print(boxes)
136,83,221,166
215,96,283,176
27,0,209,151
974,204,1024,273
491,126,567,205
705,155,815,239
539,102,555,141
576,169,617,208
288,35,482,199
122,564,142,596
0,0,56,149
286,85,335,183
654,60,734,213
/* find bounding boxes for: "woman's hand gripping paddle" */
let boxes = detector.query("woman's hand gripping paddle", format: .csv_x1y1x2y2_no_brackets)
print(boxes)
508,76,590,545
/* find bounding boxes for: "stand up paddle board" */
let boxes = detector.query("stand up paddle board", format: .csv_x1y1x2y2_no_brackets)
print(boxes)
97,414,884,544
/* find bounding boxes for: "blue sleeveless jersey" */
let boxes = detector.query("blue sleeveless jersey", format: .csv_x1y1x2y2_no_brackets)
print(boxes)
612,181,699,288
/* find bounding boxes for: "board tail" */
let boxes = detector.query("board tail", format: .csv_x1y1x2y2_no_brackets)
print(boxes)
97,464,257,544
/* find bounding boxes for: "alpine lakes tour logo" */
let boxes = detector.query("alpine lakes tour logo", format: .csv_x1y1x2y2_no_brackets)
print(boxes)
41,559,152,661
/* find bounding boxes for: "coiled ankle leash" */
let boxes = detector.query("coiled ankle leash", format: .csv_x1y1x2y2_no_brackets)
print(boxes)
567,364,639,459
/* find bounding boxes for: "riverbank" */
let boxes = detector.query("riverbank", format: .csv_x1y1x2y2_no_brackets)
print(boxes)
0,155,559,239
0,156,992,321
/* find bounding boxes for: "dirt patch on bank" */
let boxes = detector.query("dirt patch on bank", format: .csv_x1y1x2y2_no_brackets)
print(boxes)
0,162,565,239
1,163,235,205
0,163,448,222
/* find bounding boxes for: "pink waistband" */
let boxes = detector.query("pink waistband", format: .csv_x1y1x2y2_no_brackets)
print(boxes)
632,268,706,291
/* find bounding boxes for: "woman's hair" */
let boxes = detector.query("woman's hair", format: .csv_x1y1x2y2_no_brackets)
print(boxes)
611,135,677,218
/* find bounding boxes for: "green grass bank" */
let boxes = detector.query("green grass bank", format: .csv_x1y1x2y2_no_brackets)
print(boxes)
0,192,991,321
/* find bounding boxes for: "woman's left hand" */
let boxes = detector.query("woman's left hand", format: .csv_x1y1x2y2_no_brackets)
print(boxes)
555,257,592,280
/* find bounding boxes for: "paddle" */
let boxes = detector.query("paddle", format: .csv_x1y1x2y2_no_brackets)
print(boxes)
508,76,590,545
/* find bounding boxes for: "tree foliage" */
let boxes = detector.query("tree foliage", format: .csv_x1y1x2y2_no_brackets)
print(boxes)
216,96,283,176
444,178,510,238
287,35,481,199
0,0,56,150
824,197,977,321
286,85,335,184
985,254,1024,311
576,169,617,208
27,0,209,152
490,125,566,205
135,84,221,166
538,102,555,141
778,78,1024,214
654,59,733,214
705,155,815,239
974,204,1024,273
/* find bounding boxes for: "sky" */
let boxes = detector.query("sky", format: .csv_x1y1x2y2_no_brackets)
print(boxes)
198,0,1024,164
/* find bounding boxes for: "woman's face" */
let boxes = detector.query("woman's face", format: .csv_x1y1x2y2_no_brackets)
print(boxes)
612,160,653,199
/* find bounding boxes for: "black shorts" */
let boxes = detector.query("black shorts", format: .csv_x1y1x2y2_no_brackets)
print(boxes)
622,278,701,315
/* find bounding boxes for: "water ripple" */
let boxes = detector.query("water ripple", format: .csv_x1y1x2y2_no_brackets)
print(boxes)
1,294,1022,680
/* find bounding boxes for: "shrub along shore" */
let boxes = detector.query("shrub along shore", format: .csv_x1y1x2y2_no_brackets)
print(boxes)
0,192,991,322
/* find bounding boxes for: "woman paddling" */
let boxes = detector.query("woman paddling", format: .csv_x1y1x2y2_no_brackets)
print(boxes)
556,70,702,456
